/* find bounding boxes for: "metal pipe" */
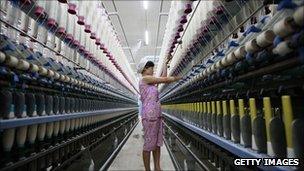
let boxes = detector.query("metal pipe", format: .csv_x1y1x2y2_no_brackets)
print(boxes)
163,132,182,171
0,108,138,130
99,119,139,171
154,0,166,63
163,119,211,170
106,2,139,95
108,1,135,63
55,114,138,171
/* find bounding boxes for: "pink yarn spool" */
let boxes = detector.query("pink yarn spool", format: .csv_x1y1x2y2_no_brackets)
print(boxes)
68,3,77,15
184,3,192,14
84,25,91,33
77,16,85,25
47,18,57,28
34,6,45,17
180,15,188,24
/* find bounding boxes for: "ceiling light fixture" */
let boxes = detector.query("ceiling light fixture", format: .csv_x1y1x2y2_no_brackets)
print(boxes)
143,1,148,10
145,30,149,45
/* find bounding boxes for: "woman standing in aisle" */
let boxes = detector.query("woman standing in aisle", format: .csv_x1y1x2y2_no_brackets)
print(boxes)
137,57,181,171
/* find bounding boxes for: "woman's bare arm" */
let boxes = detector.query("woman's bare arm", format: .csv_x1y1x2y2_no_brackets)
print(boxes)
143,76,180,84
160,56,171,77
160,63,167,77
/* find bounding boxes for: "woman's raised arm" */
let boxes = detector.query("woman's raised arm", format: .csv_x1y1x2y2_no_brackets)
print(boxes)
143,76,181,84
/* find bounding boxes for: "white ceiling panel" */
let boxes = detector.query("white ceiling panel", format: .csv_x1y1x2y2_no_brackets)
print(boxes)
101,0,171,75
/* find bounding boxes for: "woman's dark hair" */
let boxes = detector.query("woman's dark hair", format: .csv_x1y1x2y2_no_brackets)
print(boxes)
144,61,155,69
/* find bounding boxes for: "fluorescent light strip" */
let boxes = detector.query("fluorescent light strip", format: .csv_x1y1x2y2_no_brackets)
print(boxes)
145,30,149,45
143,1,148,10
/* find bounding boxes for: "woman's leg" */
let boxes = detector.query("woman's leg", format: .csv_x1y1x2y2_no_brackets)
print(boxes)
152,146,161,171
143,150,151,171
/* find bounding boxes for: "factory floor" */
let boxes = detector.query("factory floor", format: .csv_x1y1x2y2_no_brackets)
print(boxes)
108,116,175,171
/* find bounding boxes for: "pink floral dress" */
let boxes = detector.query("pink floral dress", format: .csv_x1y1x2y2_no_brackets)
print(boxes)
139,79,163,152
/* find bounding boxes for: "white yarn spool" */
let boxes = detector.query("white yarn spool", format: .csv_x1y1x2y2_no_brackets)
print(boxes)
83,83,87,88
65,119,71,133
81,81,86,87
221,57,229,67
59,74,65,82
38,66,48,76
47,70,55,78
16,60,30,71
75,118,80,130
59,120,66,135
53,121,60,137
256,30,275,48
30,64,39,72
210,65,216,73
215,61,222,69
234,46,246,60
71,119,75,131
5,55,19,67
273,17,296,38
20,12,30,34
78,81,83,87
227,52,238,64
73,79,78,85
16,126,27,148
245,39,260,53
37,123,46,141
64,76,71,83
198,72,203,79
2,129,15,152
0,52,6,63
28,18,38,39
74,80,79,85
293,6,304,27
69,78,74,85
46,122,54,139
6,2,21,27
79,118,83,129
207,67,212,74
27,124,37,145
272,41,293,56
54,72,60,80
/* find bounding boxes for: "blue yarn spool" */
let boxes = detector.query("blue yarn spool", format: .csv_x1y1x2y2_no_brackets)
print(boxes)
277,0,297,11
273,36,284,48
243,25,262,37
245,53,255,65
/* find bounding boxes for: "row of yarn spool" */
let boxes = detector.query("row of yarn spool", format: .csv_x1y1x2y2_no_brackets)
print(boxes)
1,0,136,96
0,39,134,106
0,0,137,168
1,110,132,168
156,0,194,77
163,95,304,160
0,89,132,120
161,0,303,98
160,0,304,168
0,88,135,167
158,0,251,92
